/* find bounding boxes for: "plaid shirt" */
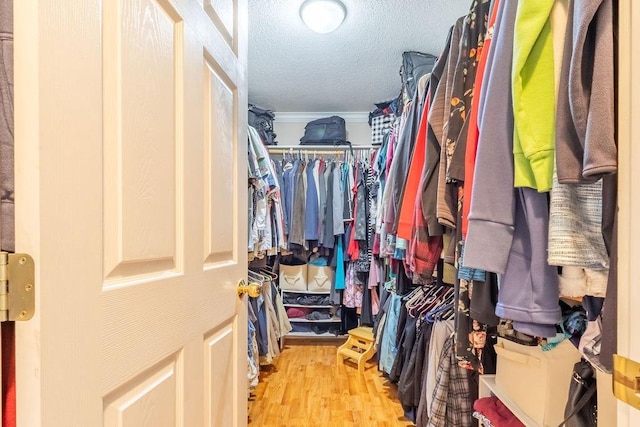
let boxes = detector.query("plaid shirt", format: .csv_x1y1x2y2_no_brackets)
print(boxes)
428,336,473,427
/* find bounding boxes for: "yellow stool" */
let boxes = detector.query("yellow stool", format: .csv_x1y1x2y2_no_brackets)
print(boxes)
337,326,376,376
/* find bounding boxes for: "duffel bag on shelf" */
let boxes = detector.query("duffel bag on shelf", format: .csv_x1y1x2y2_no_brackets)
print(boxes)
299,115,347,145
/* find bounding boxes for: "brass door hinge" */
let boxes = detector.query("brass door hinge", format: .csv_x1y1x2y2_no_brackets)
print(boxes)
0,252,35,322
613,354,640,410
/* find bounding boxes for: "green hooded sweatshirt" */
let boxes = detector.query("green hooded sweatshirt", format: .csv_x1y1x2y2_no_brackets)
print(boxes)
512,0,556,192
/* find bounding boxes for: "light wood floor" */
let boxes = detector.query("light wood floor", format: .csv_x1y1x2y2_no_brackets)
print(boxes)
248,339,415,427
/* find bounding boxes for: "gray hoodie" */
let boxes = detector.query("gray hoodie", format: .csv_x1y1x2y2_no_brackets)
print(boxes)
464,0,561,337
555,0,617,183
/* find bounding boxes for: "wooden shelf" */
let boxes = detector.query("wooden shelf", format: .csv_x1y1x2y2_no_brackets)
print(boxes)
478,375,539,427
281,289,331,295
284,304,334,309
288,317,340,323
560,295,583,304
281,288,340,341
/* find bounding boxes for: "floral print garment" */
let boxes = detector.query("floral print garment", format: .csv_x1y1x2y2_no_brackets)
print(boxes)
445,0,492,183
438,0,491,374
456,191,488,373
343,263,364,309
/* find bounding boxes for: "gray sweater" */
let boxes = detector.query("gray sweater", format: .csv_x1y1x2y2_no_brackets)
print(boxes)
555,0,616,183
464,0,516,274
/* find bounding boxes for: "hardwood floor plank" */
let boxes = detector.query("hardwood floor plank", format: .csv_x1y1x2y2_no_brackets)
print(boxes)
248,340,415,426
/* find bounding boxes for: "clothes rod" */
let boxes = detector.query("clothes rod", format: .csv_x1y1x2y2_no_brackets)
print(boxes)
268,149,354,156
267,145,376,151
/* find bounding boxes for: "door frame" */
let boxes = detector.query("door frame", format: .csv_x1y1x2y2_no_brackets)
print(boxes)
616,0,640,423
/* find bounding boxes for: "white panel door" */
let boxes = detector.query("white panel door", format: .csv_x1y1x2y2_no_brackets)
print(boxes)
13,0,248,426
617,0,640,424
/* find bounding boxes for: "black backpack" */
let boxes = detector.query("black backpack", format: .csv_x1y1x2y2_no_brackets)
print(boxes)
299,116,347,145
248,104,277,145
400,51,437,99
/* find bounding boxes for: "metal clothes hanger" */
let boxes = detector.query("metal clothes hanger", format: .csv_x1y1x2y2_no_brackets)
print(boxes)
247,270,266,284
411,284,452,317
422,287,455,319
403,286,426,305
425,302,455,323
405,282,438,315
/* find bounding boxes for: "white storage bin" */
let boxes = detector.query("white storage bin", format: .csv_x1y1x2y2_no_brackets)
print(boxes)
279,264,307,291
306,265,334,292
494,338,581,426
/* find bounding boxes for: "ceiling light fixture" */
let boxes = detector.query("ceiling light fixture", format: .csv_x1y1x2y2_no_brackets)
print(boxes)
300,0,347,34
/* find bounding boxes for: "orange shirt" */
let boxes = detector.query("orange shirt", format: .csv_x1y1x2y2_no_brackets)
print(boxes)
462,0,501,239
396,92,430,240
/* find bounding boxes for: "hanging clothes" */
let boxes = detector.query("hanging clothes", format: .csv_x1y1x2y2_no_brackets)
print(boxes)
436,17,465,230
247,126,286,257
304,159,319,242
427,337,473,427
555,0,617,184
444,0,492,185
397,89,430,241
343,263,364,308
318,159,327,246
512,0,556,191
464,0,518,274
364,0,618,423
461,0,501,238
379,293,402,374
247,307,259,391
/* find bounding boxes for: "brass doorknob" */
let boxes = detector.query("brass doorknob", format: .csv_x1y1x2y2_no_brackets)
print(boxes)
237,279,261,298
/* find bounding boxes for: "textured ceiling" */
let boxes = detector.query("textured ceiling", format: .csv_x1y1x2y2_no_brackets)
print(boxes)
248,0,472,113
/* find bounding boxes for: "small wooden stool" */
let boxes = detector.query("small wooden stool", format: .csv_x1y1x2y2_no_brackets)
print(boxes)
337,326,376,376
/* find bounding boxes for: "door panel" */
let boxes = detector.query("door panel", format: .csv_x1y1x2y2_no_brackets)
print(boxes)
103,0,183,281
204,322,236,427
103,353,183,427
14,0,248,426
204,56,237,265
203,0,237,51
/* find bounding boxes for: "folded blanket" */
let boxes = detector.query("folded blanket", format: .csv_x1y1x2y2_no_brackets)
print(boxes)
473,396,525,427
